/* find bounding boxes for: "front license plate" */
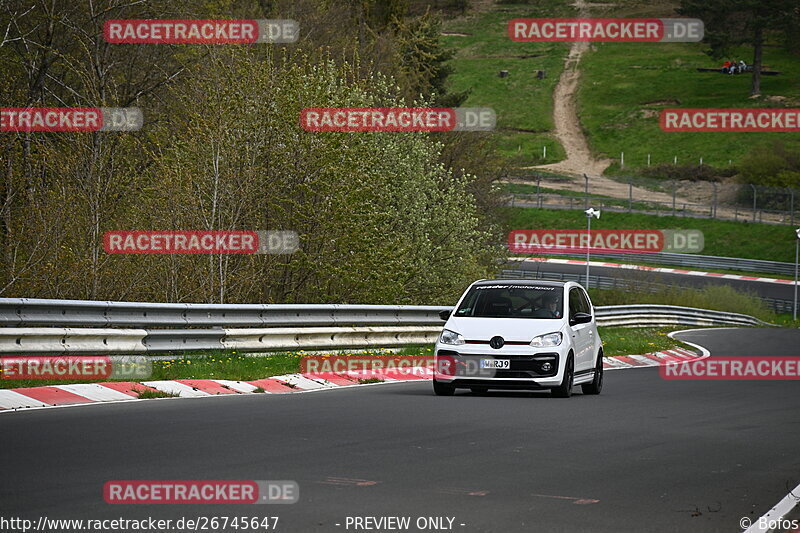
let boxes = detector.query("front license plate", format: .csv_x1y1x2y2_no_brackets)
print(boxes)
480,359,510,369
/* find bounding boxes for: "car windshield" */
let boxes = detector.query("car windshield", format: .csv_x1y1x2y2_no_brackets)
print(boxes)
454,284,564,319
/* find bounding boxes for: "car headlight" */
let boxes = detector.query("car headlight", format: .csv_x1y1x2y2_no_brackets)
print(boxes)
440,329,465,345
530,332,562,347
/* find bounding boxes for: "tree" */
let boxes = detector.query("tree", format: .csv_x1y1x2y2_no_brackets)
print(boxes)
678,0,799,96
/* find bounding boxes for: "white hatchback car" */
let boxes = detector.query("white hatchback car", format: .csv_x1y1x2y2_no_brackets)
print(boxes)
433,280,603,397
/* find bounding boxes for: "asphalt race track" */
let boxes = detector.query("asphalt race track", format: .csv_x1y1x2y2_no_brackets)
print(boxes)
513,260,796,301
2,328,799,533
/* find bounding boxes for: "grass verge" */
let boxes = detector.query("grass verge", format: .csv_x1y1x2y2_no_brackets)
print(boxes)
136,389,179,399
598,326,694,358
504,206,796,263
0,347,434,390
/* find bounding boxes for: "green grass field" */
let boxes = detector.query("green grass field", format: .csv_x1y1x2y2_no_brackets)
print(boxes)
597,326,691,357
442,0,574,164
442,0,799,171
580,41,800,172
504,206,797,262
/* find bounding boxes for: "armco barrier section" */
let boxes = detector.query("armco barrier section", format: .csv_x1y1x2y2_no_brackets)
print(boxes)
595,305,772,327
0,299,447,328
0,298,773,354
507,251,796,276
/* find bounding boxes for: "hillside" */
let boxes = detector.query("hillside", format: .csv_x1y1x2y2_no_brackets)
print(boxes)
442,0,800,174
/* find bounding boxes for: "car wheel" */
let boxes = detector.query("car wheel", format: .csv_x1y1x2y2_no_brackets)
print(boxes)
433,379,455,396
581,350,603,395
470,386,488,395
551,355,574,398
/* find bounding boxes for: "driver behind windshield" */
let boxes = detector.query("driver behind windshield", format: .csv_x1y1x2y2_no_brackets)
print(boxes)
533,292,562,319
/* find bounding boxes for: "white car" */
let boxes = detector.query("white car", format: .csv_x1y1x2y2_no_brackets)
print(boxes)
433,279,603,397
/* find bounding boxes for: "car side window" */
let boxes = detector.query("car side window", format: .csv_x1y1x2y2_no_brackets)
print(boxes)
568,288,582,320
577,289,592,315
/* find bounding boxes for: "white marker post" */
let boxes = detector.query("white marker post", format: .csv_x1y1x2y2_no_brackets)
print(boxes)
584,208,601,288
794,228,800,321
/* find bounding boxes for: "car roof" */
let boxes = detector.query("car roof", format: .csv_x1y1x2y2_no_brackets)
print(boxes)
471,279,567,288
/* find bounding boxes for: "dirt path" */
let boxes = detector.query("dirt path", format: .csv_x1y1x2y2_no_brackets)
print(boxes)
516,0,696,206
532,0,613,177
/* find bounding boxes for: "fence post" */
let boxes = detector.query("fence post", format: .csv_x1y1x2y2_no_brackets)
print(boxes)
511,194,515,207
672,181,677,216
647,154,651,166
750,184,757,222
789,187,795,226
620,152,624,168
537,177,541,207
712,182,718,219
584,173,589,209
628,179,632,212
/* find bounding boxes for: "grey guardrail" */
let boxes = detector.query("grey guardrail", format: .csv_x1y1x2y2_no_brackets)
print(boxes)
595,304,773,328
0,298,773,355
0,299,448,327
0,326,444,354
509,251,796,276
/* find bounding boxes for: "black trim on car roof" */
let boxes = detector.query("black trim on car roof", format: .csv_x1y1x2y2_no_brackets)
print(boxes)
471,279,566,287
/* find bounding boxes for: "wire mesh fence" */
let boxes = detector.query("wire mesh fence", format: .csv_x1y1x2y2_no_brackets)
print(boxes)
506,173,799,226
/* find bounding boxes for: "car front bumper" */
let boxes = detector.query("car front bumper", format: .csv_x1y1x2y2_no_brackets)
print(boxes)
433,344,568,388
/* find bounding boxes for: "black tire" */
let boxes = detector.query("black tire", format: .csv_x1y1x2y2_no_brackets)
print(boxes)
551,355,574,398
581,351,604,395
433,379,455,396
470,386,488,395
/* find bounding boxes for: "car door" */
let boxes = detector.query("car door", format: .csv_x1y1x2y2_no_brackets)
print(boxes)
577,287,597,369
568,287,592,371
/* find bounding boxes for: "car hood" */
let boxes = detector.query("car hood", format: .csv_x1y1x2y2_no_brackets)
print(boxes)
443,317,564,342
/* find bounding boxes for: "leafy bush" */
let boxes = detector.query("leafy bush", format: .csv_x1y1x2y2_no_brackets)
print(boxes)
738,140,800,188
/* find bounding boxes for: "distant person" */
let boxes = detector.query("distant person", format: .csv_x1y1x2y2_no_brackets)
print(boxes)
738,60,747,73
722,60,731,74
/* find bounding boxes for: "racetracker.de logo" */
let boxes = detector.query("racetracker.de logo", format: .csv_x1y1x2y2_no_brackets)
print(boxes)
1,107,142,131
301,355,435,375
508,18,703,42
103,230,299,255
300,107,496,131
104,481,299,504
660,109,800,132
508,229,704,254
661,357,800,380
1,356,151,380
104,19,298,43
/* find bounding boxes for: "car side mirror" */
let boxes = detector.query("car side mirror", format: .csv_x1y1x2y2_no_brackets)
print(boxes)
570,312,592,325
439,309,452,321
